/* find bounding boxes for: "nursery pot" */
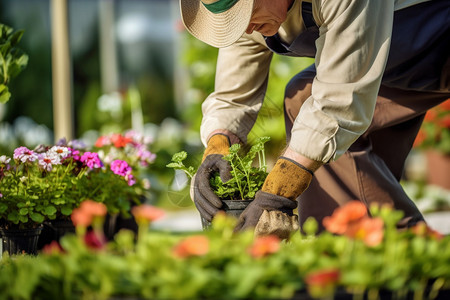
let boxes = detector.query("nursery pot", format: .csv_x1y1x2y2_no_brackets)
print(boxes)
201,199,252,229
37,219,76,250
0,225,43,255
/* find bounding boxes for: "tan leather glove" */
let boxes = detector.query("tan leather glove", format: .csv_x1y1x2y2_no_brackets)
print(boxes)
235,157,313,239
192,134,232,221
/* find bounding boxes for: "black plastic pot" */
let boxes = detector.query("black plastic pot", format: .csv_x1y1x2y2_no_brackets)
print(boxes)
0,225,43,255
37,219,76,250
201,199,252,229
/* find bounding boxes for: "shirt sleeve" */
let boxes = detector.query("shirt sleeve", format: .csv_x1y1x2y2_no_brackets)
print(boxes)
200,34,273,146
289,0,395,163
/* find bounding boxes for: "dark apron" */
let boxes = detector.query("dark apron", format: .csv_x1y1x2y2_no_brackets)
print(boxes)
264,0,450,92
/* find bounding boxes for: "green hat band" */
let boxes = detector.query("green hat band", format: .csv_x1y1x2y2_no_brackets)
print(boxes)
203,0,239,14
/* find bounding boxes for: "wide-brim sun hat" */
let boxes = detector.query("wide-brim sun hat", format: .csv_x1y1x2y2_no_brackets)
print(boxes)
180,0,255,48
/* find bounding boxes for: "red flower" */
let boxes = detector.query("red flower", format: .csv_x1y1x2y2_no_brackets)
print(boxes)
172,235,209,258
84,230,107,250
94,136,110,148
305,268,340,287
248,235,281,258
305,268,340,298
110,133,132,148
131,204,165,223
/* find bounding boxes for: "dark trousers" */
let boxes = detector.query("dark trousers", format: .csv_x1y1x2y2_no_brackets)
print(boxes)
284,64,450,232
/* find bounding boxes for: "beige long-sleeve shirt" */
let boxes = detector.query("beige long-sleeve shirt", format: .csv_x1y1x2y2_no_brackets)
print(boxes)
200,0,430,163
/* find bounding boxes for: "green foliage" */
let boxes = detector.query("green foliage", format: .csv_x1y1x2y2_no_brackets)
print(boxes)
0,24,28,103
0,206,449,299
166,151,196,179
167,136,270,200
213,136,270,200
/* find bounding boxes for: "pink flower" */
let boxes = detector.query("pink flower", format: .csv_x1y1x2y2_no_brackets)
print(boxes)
13,147,38,163
80,152,103,169
110,160,132,176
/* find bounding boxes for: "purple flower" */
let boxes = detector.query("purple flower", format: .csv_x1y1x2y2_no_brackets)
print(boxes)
80,152,103,169
13,147,38,163
110,160,132,177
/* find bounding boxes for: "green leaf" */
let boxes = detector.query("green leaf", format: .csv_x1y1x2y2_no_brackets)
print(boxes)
31,213,44,223
44,205,57,216
61,206,73,216
19,208,28,215
0,203,7,213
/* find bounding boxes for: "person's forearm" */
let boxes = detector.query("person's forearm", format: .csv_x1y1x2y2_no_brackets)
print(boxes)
283,146,323,173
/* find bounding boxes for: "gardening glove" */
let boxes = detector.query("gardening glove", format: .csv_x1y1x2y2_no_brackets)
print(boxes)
192,134,232,222
235,157,313,239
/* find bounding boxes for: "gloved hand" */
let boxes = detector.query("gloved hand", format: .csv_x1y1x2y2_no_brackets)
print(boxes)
234,157,313,239
192,134,232,221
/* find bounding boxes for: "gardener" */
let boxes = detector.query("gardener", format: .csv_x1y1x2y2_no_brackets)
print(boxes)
181,0,450,237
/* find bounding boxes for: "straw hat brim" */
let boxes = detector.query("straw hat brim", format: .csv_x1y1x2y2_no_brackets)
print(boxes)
180,0,254,48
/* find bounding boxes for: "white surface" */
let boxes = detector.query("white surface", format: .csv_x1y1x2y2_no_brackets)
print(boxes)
151,209,203,232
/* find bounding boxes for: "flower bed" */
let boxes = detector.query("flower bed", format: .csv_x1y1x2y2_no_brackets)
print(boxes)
0,201,448,299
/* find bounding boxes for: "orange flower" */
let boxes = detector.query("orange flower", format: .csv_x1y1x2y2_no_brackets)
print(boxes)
110,133,132,148
71,207,93,227
413,130,426,148
439,98,450,111
354,217,384,246
323,201,368,234
79,200,107,217
439,115,450,129
42,241,65,255
411,222,444,240
71,200,107,227
424,109,438,122
131,204,165,223
173,235,209,258
248,235,281,258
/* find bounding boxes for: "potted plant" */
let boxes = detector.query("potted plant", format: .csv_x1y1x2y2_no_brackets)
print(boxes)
167,136,270,228
0,145,87,254
91,130,156,239
414,99,450,190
